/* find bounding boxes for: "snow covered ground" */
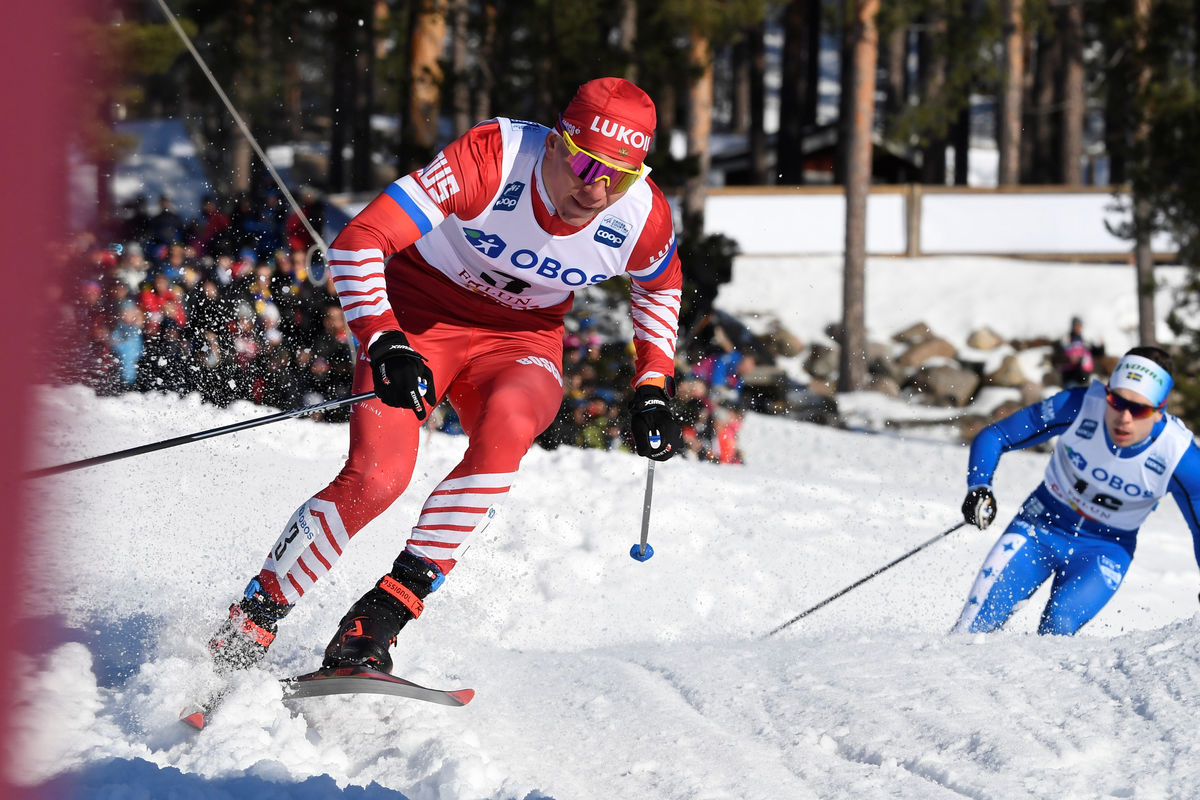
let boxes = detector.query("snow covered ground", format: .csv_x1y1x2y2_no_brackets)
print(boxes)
14,256,1200,799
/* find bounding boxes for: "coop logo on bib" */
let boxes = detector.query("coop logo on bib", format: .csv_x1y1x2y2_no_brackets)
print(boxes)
595,214,632,248
493,181,525,212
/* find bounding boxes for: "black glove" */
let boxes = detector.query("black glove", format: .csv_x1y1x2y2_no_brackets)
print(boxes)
629,384,683,461
368,330,437,420
962,486,997,530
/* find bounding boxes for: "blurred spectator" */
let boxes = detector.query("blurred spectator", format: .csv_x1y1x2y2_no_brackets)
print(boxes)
150,194,185,249
428,403,465,437
82,318,122,394
118,195,153,247
229,301,261,372
256,190,288,260
256,339,306,410
74,278,108,335
139,272,186,329
136,318,189,395
190,328,236,407
228,193,264,255
578,398,613,450
270,249,309,344
675,376,716,461
306,304,355,418
109,301,144,387
113,242,149,292
260,302,285,348
186,277,231,347
285,186,323,256
229,249,259,293
193,195,231,257
248,262,278,318
1056,316,1098,389
712,405,744,465
158,242,192,284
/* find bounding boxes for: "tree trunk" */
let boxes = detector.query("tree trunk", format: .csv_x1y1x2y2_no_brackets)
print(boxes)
804,0,820,127
474,1,496,121
1104,0,1129,186
835,6,853,186
1133,0,1156,345
918,11,948,185
883,25,907,120
328,6,354,192
1134,195,1157,345
352,5,375,191
1060,1,1085,186
748,22,769,184
840,0,879,394
683,29,713,229
1028,30,1061,183
777,0,818,185
952,100,970,185
619,0,638,81
658,83,678,143
408,1,447,157
998,0,1024,186
450,0,471,137
284,14,303,142
732,36,751,136
229,0,256,194
777,0,806,184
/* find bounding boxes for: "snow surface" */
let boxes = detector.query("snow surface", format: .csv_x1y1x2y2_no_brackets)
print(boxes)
15,256,1200,799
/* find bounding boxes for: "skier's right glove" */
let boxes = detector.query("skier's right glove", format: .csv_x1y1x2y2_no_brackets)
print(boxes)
629,384,683,462
962,486,997,530
368,330,437,420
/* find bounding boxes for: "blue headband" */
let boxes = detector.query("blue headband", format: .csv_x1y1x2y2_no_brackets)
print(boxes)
1108,354,1174,408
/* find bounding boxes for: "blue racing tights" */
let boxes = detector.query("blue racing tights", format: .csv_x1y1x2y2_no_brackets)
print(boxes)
953,514,1133,635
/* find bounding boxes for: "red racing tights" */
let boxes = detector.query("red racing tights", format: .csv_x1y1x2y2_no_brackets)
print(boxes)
254,314,564,606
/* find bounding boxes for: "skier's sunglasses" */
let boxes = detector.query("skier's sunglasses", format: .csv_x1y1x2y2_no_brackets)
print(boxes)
1105,389,1160,419
558,127,644,193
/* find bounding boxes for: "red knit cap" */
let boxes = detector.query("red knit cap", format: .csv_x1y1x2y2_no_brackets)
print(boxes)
558,77,656,164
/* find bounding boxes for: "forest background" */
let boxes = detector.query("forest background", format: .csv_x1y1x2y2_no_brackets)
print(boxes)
80,0,1200,424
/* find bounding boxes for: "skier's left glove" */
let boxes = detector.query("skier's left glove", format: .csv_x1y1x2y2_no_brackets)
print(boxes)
369,330,437,420
962,486,997,530
629,384,683,462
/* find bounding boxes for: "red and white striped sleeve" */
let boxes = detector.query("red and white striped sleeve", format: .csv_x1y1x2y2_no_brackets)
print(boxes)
624,182,682,389
327,122,505,346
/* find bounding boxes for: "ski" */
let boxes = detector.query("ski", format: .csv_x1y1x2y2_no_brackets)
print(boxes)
281,665,475,707
180,666,473,730
179,690,226,731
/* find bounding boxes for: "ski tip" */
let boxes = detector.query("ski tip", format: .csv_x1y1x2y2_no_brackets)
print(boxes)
448,688,475,706
180,709,207,730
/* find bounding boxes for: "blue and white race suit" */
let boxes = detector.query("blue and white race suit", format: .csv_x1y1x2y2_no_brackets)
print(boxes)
954,381,1200,635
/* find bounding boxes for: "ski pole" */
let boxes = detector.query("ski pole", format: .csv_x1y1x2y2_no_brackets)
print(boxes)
152,0,327,262
762,520,967,638
25,391,376,480
629,460,656,562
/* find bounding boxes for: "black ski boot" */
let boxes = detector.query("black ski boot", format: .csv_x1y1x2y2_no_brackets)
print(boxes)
322,551,443,674
208,578,293,673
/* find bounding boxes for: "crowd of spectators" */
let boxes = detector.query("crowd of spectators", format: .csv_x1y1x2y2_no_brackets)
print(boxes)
55,189,355,421
534,308,758,464
53,189,764,463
